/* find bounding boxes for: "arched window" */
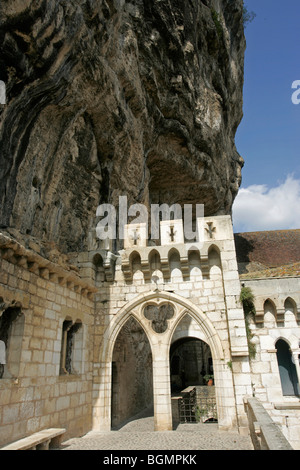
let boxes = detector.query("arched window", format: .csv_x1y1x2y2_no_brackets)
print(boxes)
188,249,201,267
60,319,83,375
149,250,161,272
264,299,277,326
276,339,299,397
0,301,24,379
208,246,221,280
130,251,142,274
168,248,181,277
284,297,299,325
188,249,201,278
93,253,105,283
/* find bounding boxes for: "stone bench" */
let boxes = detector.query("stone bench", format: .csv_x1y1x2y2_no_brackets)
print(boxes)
1,428,66,450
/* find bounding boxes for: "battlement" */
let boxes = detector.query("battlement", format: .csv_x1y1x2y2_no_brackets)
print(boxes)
120,215,236,282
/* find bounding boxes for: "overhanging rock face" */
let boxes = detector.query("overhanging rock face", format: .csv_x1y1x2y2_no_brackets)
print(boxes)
0,0,250,446
0,0,245,254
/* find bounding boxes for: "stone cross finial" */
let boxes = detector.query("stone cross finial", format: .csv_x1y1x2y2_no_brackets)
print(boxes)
168,226,176,242
205,222,216,239
130,229,140,246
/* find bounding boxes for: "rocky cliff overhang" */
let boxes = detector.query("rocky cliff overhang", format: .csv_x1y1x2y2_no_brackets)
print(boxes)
0,0,246,253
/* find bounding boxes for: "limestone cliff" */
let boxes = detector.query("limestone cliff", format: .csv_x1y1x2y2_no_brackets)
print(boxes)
0,0,246,255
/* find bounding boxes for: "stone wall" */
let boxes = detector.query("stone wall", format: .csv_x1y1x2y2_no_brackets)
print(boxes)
91,216,252,434
0,215,257,444
243,276,300,449
244,397,293,450
0,233,96,447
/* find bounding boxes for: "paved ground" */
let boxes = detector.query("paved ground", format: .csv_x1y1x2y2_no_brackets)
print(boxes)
62,408,253,451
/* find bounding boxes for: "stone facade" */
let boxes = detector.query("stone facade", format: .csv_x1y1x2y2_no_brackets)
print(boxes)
89,215,252,434
0,233,96,445
0,216,300,448
242,276,300,449
235,229,300,449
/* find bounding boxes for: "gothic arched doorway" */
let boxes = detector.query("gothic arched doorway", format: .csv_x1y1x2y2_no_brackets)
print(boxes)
96,291,236,433
111,316,153,429
276,339,300,397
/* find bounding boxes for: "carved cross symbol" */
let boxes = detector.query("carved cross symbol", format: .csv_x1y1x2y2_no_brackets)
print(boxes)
168,226,176,242
130,229,140,246
144,303,175,334
205,222,216,239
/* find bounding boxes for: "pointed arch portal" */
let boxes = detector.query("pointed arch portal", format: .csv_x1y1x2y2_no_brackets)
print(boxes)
111,316,153,429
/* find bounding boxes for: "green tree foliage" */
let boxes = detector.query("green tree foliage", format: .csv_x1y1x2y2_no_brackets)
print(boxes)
243,5,256,27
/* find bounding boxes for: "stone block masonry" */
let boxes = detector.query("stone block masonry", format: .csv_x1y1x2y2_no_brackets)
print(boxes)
92,216,253,434
0,232,96,447
0,215,254,445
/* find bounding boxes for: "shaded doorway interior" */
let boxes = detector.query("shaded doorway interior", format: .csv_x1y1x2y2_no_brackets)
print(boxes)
170,337,213,392
111,317,153,429
170,337,217,425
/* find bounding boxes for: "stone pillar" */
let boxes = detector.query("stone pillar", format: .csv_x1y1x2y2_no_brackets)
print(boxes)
92,361,112,432
291,349,300,393
215,216,253,432
152,344,173,431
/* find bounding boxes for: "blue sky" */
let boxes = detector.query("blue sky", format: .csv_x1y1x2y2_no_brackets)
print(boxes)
232,0,300,232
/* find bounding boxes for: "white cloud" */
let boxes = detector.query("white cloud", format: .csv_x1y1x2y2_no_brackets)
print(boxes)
232,175,300,233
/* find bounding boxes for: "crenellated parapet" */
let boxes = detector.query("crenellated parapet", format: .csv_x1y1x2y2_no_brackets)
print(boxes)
120,215,236,283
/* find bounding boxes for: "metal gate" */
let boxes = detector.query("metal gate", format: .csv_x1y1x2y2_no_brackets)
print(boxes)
179,386,217,424
179,387,198,423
